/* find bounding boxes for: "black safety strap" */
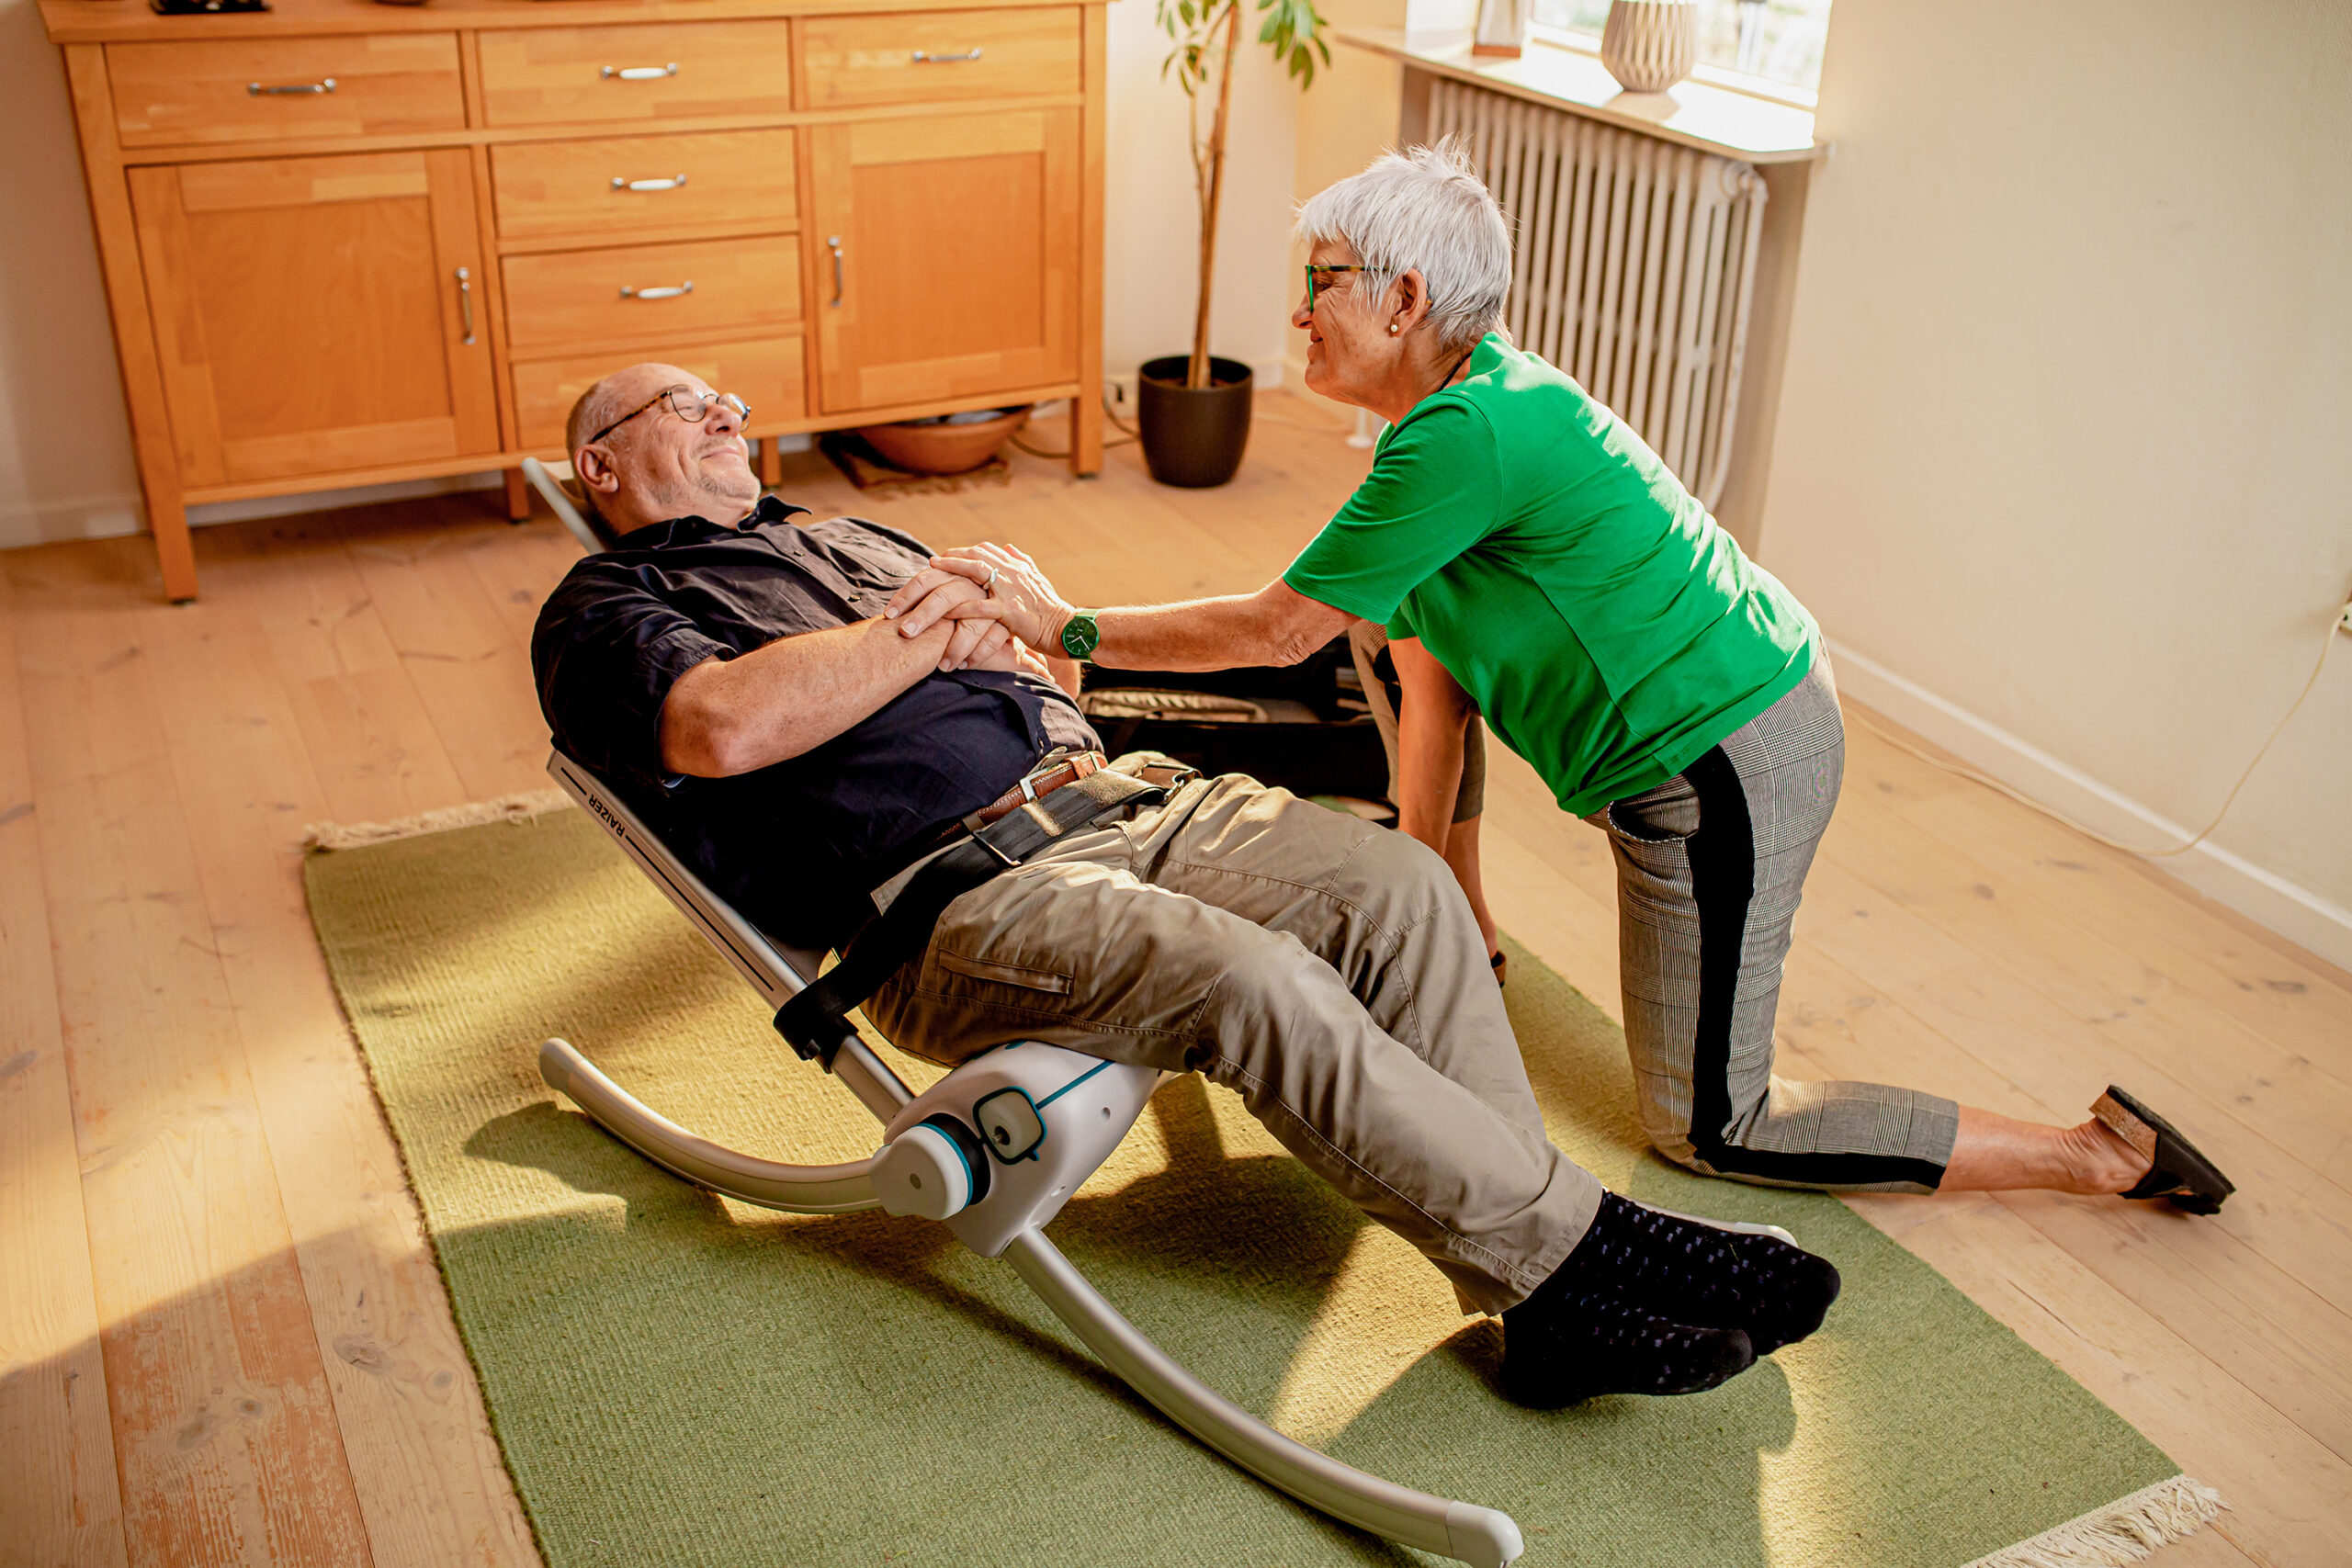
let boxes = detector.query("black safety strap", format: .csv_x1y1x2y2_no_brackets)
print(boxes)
774,768,1166,1065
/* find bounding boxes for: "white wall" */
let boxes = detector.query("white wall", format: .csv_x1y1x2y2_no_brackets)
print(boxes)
1102,0,1302,391
1283,0,1408,392
0,0,145,546
0,0,1309,550
1761,0,2352,962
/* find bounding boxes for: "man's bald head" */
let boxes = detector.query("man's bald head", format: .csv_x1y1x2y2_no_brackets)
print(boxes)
564,368,650,468
564,362,759,537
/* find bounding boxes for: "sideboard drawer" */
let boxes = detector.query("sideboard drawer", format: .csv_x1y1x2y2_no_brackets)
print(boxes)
107,35,464,148
512,334,808,449
798,7,1080,109
478,21,795,128
492,130,797,243
503,236,801,353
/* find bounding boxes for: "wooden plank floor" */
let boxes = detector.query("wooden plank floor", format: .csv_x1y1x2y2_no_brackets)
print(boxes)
4,398,2345,1566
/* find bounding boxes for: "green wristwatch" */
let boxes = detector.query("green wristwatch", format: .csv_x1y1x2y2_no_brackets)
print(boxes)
1058,610,1102,663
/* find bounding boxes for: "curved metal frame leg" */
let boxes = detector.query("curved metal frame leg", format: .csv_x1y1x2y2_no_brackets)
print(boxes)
540,1039,882,1214
1005,1231,1522,1568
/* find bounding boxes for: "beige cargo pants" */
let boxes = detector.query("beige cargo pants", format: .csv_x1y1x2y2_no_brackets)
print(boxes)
864,769,1604,1314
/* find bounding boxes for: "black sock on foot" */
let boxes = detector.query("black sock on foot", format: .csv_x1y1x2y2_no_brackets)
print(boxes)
1500,1275,1753,1407
1555,1193,1841,1356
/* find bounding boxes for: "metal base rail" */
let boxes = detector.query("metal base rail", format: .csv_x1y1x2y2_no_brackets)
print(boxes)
1006,1230,1523,1567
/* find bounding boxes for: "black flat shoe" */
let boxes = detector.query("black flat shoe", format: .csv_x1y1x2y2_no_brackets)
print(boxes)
2094,1086,2236,1215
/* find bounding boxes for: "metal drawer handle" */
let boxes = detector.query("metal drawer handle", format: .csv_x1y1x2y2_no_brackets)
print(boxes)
620,282,695,300
247,77,336,96
911,48,983,63
827,235,843,307
611,174,689,193
601,63,679,81
456,266,476,345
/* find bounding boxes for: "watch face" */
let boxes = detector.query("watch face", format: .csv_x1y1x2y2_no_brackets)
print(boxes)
1062,614,1101,660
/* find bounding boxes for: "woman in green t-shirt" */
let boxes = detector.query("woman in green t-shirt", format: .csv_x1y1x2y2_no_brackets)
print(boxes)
888,143,2231,1221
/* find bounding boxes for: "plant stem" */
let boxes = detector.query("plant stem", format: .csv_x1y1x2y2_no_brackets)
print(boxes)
1188,0,1241,389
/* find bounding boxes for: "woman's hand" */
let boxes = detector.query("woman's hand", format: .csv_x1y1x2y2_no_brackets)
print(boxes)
886,541,1073,652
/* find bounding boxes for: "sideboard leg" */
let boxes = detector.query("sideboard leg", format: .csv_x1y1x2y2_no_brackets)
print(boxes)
503,468,532,522
153,492,198,603
760,436,783,489
1071,390,1103,478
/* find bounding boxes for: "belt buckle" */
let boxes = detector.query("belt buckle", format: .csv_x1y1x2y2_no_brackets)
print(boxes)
1021,748,1073,796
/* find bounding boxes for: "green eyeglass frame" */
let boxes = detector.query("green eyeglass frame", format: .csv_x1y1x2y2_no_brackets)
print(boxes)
1303,263,1368,310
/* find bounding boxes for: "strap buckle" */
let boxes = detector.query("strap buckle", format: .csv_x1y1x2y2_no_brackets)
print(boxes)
973,827,1024,869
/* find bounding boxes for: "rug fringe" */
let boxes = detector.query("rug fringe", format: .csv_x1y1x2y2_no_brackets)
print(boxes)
302,789,574,852
1962,1475,2228,1568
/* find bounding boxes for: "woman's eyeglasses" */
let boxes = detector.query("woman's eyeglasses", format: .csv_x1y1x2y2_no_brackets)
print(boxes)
588,385,752,446
1303,263,1368,310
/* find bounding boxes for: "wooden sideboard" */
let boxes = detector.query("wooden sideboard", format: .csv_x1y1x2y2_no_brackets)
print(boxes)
40,0,1109,600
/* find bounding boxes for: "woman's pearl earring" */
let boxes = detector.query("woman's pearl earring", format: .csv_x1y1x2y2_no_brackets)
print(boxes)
1388,322,1400,336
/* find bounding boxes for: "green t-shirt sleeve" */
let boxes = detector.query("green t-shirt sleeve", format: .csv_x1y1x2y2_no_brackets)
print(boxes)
1281,400,1503,626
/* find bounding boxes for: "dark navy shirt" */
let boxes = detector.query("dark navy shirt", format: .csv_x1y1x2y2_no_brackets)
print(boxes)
531,496,1097,952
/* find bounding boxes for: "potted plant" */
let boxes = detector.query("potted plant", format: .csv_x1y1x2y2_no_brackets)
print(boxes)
1139,0,1329,488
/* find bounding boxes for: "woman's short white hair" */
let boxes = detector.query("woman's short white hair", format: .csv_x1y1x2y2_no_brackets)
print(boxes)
1295,139,1510,354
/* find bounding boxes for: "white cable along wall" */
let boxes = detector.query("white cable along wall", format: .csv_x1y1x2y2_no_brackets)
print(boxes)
1429,79,1769,509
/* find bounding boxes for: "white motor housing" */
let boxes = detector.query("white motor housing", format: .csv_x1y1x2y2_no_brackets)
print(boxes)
876,1043,1168,1257
871,1122,979,1220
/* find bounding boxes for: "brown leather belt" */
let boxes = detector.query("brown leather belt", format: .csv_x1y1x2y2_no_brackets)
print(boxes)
960,750,1108,833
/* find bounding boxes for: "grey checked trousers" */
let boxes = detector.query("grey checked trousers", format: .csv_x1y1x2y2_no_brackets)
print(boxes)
1594,658,1959,1191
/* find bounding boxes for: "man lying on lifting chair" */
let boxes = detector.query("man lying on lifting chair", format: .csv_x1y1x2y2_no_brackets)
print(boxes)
529,361,1845,1409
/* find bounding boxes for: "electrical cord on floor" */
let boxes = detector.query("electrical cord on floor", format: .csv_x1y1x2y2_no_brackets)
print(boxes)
1846,612,2343,859
1011,390,1139,459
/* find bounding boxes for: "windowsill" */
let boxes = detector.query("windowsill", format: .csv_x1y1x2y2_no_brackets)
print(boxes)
1336,25,1826,164
1527,22,1818,111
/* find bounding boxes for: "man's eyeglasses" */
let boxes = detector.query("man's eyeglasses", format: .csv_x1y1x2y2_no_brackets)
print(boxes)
587,385,752,447
1303,263,1368,310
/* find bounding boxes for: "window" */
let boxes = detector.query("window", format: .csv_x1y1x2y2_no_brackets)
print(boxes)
1530,0,1832,95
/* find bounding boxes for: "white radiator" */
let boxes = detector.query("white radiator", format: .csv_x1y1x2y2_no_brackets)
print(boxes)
1428,79,1768,509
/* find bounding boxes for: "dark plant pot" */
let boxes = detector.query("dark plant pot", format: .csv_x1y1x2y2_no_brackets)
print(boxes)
1137,355,1252,488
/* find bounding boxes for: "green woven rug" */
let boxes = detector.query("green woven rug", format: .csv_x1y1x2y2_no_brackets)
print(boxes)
305,806,2222,1568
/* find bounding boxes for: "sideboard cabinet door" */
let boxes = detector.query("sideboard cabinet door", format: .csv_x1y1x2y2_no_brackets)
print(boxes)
808,107,1080,414
128,148,502,490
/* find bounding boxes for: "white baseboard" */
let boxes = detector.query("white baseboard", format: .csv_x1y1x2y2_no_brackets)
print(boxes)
1282,344,1311,393
1826,638,2352,972
0,491,147,548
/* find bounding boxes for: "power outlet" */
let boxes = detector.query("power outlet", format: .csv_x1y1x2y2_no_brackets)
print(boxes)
2340,596,2352,636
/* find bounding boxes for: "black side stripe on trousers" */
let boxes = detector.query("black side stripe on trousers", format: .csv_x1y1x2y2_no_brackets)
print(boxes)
1681,747,1950,1189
